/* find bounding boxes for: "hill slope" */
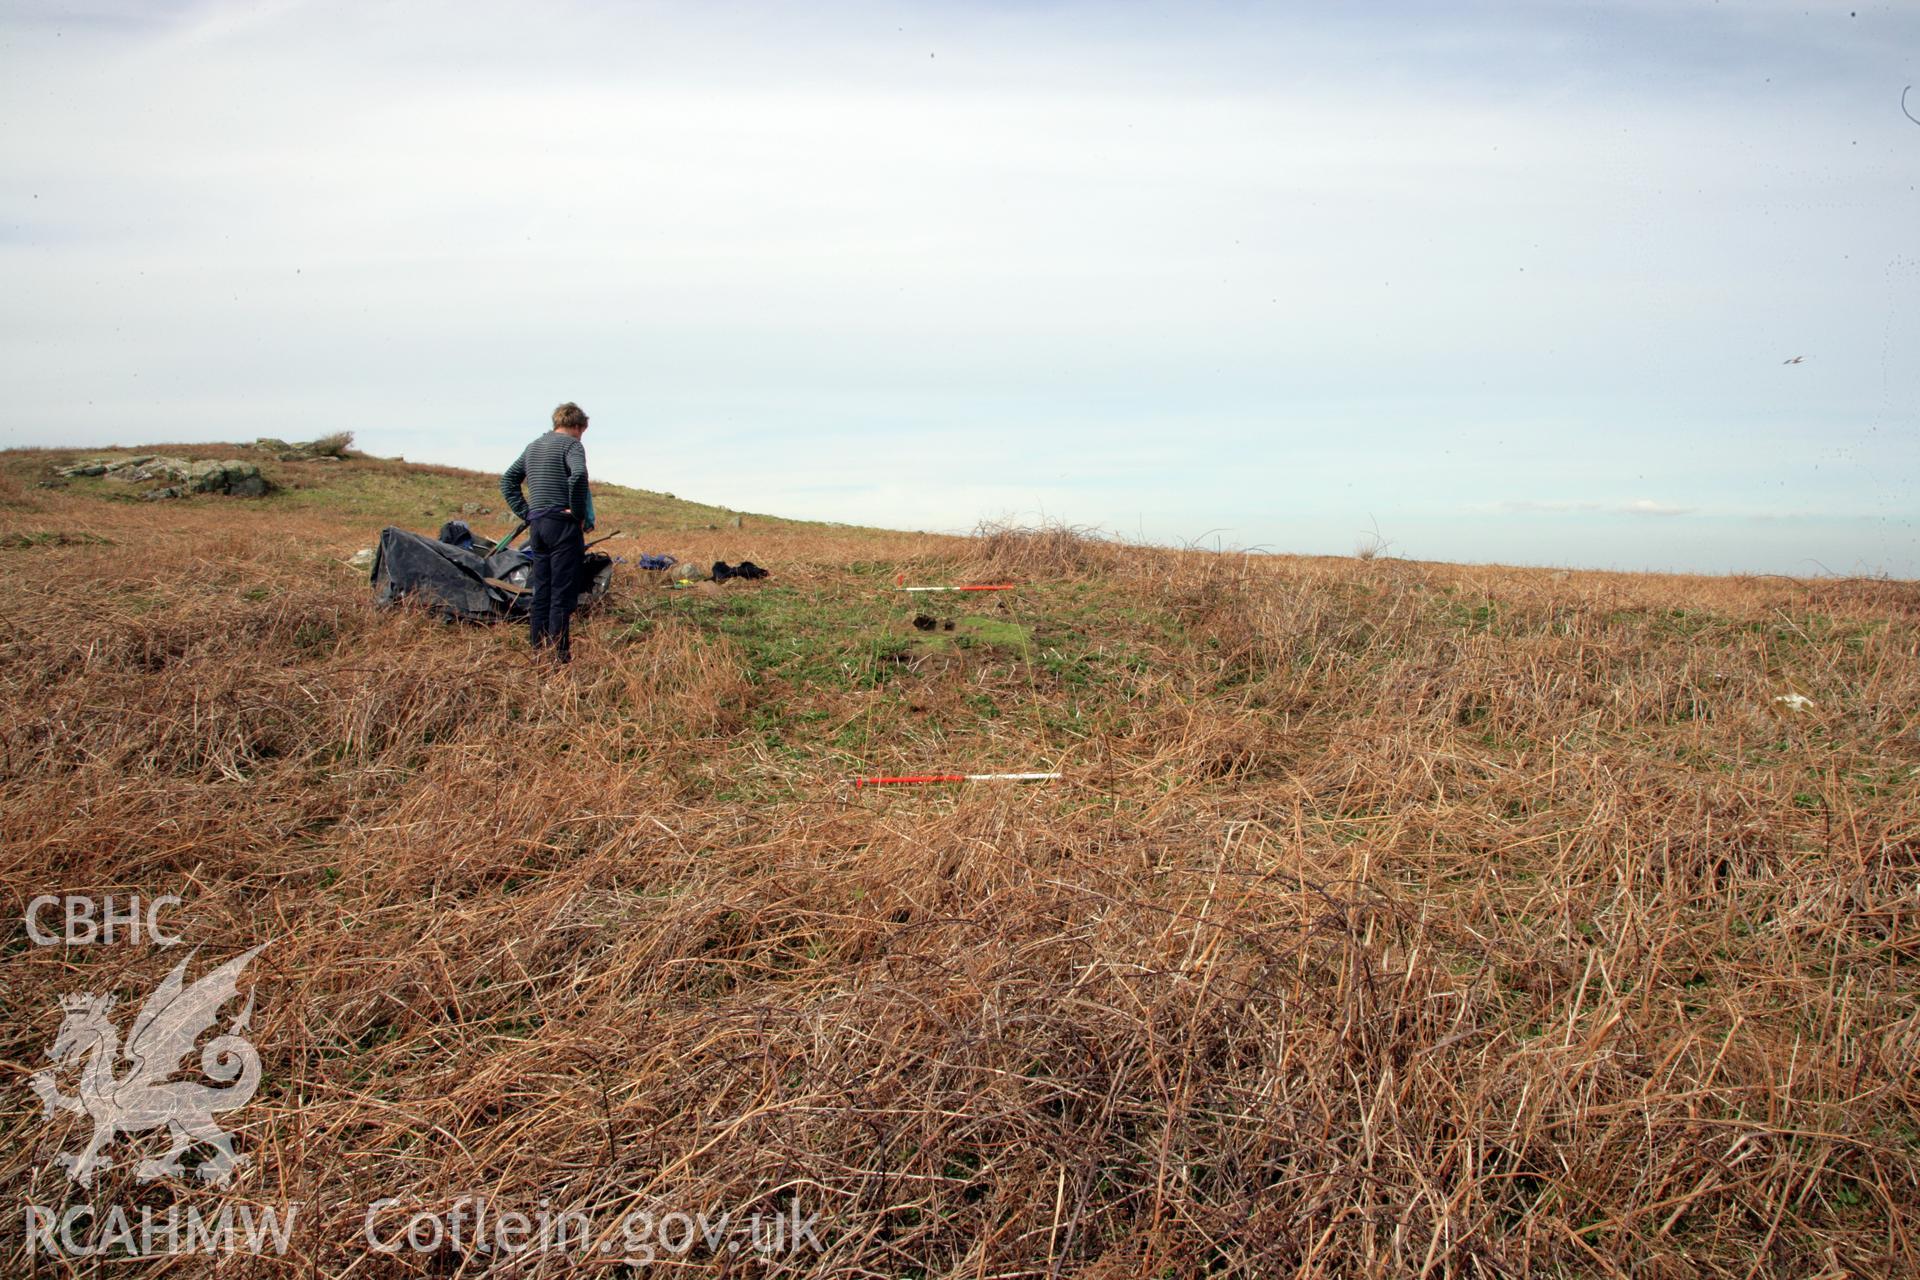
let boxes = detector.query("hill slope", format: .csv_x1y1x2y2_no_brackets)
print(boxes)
3,446,1917,1277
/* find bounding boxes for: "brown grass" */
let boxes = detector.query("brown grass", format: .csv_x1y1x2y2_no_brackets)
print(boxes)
971,518,1123,579
1,448,1916,1277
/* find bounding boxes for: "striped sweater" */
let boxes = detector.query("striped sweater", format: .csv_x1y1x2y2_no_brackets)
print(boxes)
500,430,590,523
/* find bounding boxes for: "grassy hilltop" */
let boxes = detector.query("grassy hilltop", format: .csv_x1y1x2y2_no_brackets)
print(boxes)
2,444,1917,1277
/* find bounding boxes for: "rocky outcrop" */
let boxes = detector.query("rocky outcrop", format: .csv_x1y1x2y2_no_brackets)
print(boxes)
254,432,352,461
54,455,272,498
181,459,271,496
55,455,152,478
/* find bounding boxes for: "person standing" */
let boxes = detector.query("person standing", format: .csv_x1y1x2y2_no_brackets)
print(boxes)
500,402,595,662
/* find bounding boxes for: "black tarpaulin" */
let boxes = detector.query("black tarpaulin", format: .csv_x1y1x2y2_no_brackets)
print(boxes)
369,526,612,622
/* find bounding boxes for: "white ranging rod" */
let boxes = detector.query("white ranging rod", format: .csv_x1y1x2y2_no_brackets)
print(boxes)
855,772,1063,787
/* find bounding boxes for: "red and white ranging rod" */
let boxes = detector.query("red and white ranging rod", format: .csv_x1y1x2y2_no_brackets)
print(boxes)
855,772,1062,789
894,571,1017,593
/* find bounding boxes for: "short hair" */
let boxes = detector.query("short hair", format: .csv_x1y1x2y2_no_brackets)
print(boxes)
552,402,588,431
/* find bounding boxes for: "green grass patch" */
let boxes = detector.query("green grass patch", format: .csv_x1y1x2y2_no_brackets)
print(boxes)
908,614,1033,656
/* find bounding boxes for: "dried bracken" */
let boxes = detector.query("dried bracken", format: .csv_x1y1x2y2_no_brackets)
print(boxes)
1,451,1915,1277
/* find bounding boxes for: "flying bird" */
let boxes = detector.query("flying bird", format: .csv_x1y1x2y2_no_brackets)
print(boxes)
1782,356,1805,364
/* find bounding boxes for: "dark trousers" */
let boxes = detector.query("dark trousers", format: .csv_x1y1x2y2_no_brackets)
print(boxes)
527,511,585,660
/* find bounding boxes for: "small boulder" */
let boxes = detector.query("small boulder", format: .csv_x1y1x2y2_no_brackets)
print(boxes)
124,456,192,484
460,502,491,515
177,459,267,495
140,486,185,501
186,460,232,492
348,548,375,570
261,433,350,460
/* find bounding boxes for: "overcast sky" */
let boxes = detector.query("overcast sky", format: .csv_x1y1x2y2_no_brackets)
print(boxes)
2,0,1915,574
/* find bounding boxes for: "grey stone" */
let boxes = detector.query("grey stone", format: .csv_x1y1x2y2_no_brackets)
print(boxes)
261,435,351,461
165,459,261,494
125,456,193,484
51,453,265,497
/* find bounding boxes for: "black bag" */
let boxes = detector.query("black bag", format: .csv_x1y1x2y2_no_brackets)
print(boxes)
712,560,769,582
